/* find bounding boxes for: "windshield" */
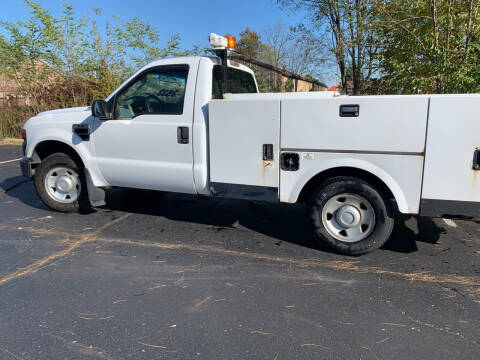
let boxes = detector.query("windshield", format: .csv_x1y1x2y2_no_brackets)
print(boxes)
212,66,257,99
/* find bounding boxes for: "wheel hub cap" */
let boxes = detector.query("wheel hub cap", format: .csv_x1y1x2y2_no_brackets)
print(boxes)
44,167,81,204
336,205,361,228
321,193,375,243
56,176,74,193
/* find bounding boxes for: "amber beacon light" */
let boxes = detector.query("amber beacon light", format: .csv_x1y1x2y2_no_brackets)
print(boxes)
209,33,237,50
224,35,236,49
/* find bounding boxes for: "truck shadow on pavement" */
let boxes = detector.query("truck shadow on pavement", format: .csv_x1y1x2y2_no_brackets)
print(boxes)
0,175,30,195
2,179,445,255
102,188,445,254
384,214,446,253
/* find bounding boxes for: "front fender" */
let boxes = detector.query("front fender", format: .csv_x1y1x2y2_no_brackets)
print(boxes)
26,127,108,188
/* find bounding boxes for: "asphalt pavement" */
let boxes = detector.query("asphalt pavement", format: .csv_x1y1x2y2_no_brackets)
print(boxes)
0,144,479,360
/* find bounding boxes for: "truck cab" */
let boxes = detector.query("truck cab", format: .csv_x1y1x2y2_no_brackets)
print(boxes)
22,55,257,200
92,56,257,196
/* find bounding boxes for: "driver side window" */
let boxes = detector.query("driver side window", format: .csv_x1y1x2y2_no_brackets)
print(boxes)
114,66,189,119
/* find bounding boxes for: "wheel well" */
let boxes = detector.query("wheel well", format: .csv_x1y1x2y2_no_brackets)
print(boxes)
32,140,84,168
297,167,396,205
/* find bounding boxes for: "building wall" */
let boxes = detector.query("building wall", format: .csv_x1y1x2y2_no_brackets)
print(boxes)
0,73,21,99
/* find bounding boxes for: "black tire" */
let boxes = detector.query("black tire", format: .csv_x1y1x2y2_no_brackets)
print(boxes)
34,152,89,213
306,176,394,255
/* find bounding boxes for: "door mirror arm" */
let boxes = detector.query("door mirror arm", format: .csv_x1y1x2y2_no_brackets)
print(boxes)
91,100,112,120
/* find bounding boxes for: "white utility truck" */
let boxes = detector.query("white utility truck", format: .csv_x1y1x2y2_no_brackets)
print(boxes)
20,34,480,255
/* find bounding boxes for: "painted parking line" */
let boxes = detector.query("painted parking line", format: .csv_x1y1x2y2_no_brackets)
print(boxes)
0,158,22,165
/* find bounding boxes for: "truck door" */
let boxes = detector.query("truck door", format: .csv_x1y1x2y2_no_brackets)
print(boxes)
92,63,197,194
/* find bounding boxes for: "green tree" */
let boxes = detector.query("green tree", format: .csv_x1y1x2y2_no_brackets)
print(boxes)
279,0,379,94
237,28,266,58
0,0,191,137
373,0,480,94
0,1,189,103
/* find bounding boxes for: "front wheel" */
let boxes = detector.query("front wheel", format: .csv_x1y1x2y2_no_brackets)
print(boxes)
307,176,394,255
34,152,88,213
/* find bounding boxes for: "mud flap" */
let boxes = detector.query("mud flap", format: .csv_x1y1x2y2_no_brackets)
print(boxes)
84,168,105,207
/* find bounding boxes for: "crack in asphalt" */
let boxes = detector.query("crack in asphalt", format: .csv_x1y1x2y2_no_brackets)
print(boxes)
0,220,479,298
46,334,122,360
406,314,479,346
0,214,132,286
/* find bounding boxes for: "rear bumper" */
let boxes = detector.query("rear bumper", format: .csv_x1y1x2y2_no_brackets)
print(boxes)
20,157,34,178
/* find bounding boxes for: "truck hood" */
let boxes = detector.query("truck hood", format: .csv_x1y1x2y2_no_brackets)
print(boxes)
24,106,92,131
36,106,91,117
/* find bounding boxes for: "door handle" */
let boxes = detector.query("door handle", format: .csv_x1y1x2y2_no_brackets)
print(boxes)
177,127,189,144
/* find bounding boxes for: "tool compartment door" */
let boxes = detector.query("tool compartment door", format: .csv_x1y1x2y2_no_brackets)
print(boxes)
208,99,280,201
421,95,480,215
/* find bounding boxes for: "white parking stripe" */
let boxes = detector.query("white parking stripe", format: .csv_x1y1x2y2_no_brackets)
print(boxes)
442,218,457,228
0,158,22,165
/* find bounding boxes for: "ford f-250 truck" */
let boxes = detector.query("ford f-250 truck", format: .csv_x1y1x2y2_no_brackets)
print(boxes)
20,34,480,255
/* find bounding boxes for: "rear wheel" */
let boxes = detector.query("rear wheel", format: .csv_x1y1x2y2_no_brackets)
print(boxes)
307,176,394,255
34,152,88,213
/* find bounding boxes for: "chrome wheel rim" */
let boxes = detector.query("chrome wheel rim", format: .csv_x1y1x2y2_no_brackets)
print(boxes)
44,167,81,204
321,193,375,243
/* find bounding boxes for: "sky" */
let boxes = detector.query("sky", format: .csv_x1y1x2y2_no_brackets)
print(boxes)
1,0,334,85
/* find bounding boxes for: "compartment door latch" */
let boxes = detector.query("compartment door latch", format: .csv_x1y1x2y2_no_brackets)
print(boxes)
473,149,480,170
340,104,360,117
263,144,274,161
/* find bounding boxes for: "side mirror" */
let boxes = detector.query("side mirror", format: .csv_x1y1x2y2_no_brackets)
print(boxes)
91,100,111,120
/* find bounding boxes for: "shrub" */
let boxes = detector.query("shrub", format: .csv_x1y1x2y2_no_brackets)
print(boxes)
0,99,34,138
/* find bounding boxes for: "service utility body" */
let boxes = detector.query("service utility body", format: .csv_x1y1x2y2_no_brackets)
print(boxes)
20,33,480,255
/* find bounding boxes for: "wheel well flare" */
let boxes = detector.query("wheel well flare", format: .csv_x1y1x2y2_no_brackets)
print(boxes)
297,167,396,205
32,140,84,168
